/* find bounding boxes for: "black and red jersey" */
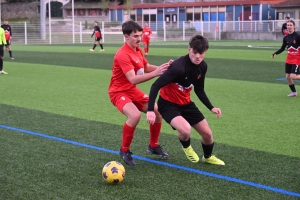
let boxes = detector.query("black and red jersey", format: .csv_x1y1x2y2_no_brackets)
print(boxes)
148,55,213,111
91,25,101,38
1,24,12,40
273,31,300,65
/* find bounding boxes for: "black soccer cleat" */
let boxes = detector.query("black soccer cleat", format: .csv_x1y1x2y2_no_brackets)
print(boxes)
119,149,136,166
147,145,169,159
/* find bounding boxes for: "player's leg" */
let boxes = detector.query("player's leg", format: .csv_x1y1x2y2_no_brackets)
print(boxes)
0,44,7,74
143,41,148,56
146,41,150,54
142,102,169,158
7,41,13,59
286,64,297,97
193,120,225,165
99,39,104,51
89,39,97,52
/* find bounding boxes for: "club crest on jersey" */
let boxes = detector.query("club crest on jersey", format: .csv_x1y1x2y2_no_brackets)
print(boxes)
197,75,201,80
293,40,296,44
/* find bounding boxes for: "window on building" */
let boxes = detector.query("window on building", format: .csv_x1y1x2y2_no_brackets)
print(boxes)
194,7,201,21
186,7,193,21
144,14,149,22
150,14,156,22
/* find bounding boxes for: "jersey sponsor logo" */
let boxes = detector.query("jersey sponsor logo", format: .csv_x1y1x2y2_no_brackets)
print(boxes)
136,68,144,75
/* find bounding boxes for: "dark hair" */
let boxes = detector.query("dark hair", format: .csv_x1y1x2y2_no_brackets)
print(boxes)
287,20,295,26
285,16,290,20
122,20,143,35
189,34,209,54
4,19,8,21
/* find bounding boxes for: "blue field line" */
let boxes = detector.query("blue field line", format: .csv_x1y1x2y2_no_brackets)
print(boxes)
1,124,300,198
277,78,300,82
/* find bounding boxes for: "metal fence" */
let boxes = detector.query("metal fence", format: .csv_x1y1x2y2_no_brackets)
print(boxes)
8,19,300,45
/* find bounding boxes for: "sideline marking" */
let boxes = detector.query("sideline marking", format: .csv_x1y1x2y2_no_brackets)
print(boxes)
1,124,300,198
277,78,300,82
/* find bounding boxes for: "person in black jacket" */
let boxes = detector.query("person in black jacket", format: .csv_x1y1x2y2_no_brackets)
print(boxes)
146,34,225,165
1,19,14,60
89,21,104,52
272,20,300,97
281,16,290,36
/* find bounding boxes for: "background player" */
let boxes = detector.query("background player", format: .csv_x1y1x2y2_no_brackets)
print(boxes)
89,21,104,52
1,19,14,60
281,16,290,36
272,20,300,97
142,22,152,56
0,27,8,74
108,20,172,167
146,34,225,165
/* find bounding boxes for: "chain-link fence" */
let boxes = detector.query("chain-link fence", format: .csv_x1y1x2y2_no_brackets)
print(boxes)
8,19,300,45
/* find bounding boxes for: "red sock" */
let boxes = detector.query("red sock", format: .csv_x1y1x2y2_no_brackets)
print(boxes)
149,122,162,147
121,123,135,152
144,48,147,53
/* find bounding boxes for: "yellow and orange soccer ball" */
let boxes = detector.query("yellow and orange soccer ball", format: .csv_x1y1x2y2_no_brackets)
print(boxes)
102,161,125,184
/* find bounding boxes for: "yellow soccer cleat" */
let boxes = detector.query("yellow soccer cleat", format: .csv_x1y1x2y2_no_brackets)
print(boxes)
202,155,225,165
182,145,199,163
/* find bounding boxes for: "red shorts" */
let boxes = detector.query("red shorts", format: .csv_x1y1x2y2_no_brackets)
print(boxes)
109,88,149,113
143,39,150,44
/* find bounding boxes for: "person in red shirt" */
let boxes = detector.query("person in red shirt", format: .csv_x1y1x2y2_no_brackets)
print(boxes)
272,20,300,97
142,22,152,56
108,20,171,167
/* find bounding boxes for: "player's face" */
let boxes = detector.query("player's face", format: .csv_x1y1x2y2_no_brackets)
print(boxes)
4,20,8,25
144,23,148,28
125,31,142,49
188,48,206,65
287,22,295,34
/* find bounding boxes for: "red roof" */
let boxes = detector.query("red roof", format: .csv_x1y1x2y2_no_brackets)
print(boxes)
272,0,300,7
109,0,286,9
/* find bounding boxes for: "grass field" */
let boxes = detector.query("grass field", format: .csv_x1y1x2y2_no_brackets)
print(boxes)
0,40,299,200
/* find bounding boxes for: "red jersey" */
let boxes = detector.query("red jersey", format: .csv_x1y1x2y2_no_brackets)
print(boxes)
5,30,10,40
108,43,148,94
142,27,152,41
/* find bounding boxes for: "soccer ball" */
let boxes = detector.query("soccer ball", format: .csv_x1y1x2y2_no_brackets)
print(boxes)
102,161,125,184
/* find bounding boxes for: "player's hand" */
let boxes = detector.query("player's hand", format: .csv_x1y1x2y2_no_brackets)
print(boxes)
211,107,222,118
168,59,174,65
271,54,276,58
154,63,169,76
146,111,156,125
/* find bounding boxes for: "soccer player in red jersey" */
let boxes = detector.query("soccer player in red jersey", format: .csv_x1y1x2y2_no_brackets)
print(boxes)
108,20,171,166
142,22,152,56
146,35,225,165
1,19,14,60
272,20,300,97
89,21,104,52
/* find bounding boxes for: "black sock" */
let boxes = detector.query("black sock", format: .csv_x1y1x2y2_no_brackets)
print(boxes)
100,44,103,49
289,84,296,92
93,44,96,50
179,137,190,148
202,142,214,158
9,50,12,58
0,58,3,71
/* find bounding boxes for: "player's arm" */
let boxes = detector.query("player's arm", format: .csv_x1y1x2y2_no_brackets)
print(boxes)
272,37,286,58
125,63,169,85
144,60,173,73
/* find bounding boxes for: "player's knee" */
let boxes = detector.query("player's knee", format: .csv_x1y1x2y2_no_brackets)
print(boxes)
129,112,142,123
179,126,191,138
201,131,213,141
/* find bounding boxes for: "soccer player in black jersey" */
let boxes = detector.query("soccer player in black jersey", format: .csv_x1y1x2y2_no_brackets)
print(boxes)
1,19,14,60
272,20,300,97
89,21,104,52
146,34,225,165
281,16,290,36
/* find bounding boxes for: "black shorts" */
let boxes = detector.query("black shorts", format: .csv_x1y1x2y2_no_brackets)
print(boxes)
157,97,205,128
0,45,4,56
95,37,102,42
285,63,299,74
5,40,11,46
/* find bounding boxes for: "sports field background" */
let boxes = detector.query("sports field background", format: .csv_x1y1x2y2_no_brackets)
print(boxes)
0,40,299,200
